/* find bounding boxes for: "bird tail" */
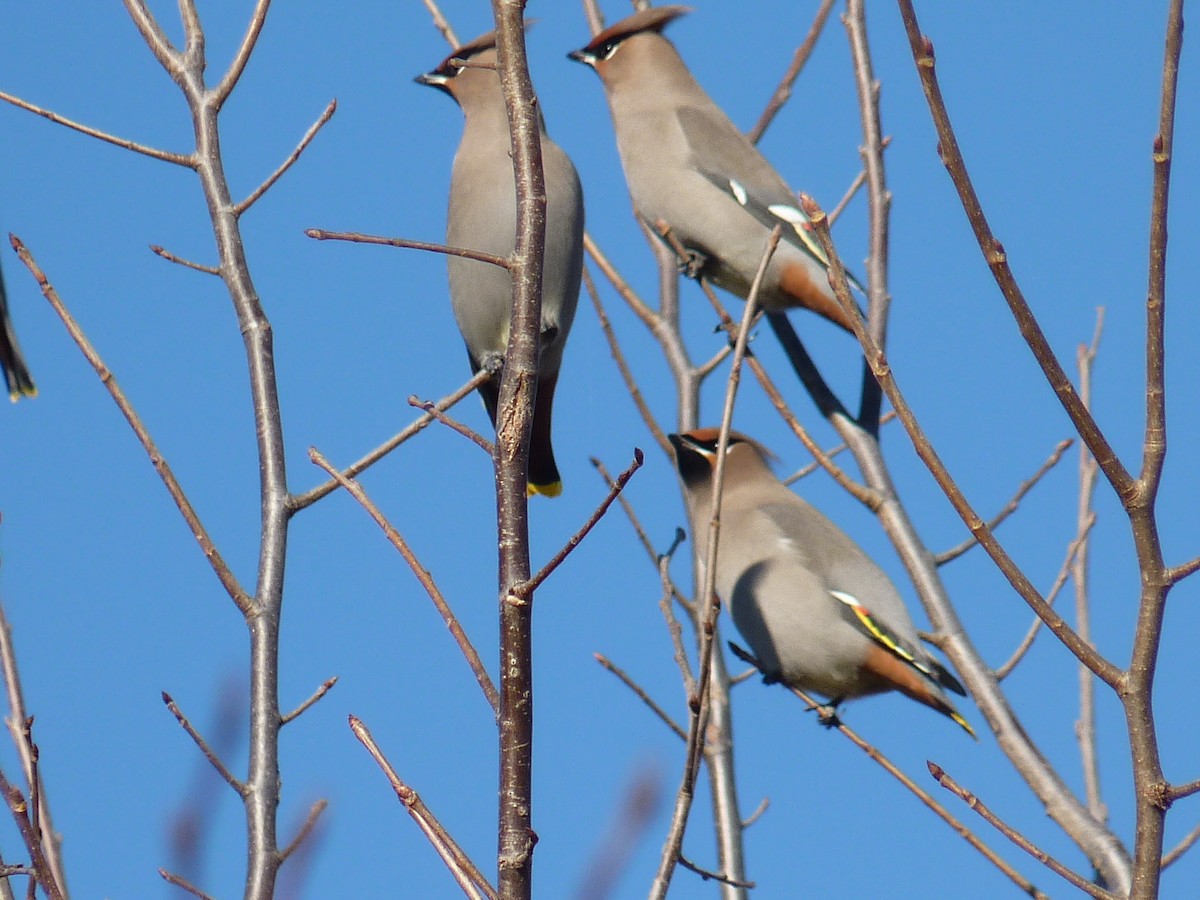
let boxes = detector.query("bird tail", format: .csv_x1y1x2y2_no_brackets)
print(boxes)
1,313,37,402
527,374,562,498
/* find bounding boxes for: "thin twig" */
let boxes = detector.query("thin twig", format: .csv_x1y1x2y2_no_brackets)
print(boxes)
746,0,838,144
0,89,194,167
305,229,509,270
409,397,494,455
937,438,1075,565
741,798,769,829
827,169,867,225
584,266,671,457
10,235,252,614
1165,555,1200,584
150,245,220,275
162,692,244,794
278,799,328,863
782,410,897,484
928,763,1114,900
214,0,273,107
677,855,755,890
309,449,499,716
1075,313,1105,823
0,603,66,894
423,0,460,48
235,98,337,215
520,450,644,597
595,654,686,741
0,770,65,900
291,368,492,511
651,229,777,899
159,868,216,900
280,677,338,726
1162,821,1200,869
350,716,497,900
658,534,697,696
994,513,1096,680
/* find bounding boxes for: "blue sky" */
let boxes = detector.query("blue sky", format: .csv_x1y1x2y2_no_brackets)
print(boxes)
1,2,1197,897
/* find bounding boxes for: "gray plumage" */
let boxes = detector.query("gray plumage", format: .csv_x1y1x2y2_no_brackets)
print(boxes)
570,6,857,330
670,429,973,736
418,31,584,496
0,252,36,402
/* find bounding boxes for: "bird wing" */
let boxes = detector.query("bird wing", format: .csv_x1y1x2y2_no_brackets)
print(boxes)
676,106,866,295
828,589,959,692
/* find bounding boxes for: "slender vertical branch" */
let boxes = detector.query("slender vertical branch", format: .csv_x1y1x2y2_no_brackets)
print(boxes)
1075,315,1105,823
1122,3,1183,897
117,2,297,896
489,5,545,896
895,0,1134,502
843,0,888,432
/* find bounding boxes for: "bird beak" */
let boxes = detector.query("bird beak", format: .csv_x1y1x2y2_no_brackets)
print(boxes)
567,49,595,67
414,71,447,88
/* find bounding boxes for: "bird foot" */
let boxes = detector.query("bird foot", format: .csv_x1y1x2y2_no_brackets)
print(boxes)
805,700,843,729
678,248,709,280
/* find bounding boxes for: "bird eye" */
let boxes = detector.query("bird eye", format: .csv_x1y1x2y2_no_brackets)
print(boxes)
597,39,623,61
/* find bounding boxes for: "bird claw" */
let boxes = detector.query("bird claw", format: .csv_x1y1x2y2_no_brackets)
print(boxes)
678,248,709,280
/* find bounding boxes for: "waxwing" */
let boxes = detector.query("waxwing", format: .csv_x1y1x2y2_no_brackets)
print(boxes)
417,31,584,497
570,7,858,330
0,253,36,402
669,429,974,736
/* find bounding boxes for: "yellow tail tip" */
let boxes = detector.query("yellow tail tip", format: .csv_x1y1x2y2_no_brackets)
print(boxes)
951,711,978,740
528,480,563,499
8,386,37,403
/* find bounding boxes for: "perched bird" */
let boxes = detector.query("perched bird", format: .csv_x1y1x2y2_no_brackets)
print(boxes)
417,30,584,497
570,6,858,330
669,428,974,736
0,254,37,402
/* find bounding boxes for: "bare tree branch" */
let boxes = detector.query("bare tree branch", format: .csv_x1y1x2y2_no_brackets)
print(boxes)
163,692,244,794
594,654,686,741
350,716,497,900
895,0,1132,500
306,229,510,270
280,677,338,726
937,438,1074,565
994,513,1095,680
10,235,252,614
309,449,499,717
291,368,493,511
928,763,1115,900
651,230,776,899
520,449,645,597
994,513,1096,680
214,0,273,107
746,0,837,143
0,602,66,895
149,244,220,275
159,868,215,900
235,98,336,215
0,89,193,167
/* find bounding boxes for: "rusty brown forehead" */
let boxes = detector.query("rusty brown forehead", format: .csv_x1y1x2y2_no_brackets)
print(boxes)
581,5,692,52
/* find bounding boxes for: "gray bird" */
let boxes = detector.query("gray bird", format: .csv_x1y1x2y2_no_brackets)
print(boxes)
570,6,858,330
0,253,36,402
417,30,584,497
669,428,974,736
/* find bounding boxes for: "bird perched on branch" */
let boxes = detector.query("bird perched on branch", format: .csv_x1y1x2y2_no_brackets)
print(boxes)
570,6,859,331
0,254,36,402
669,428,974,736
417,30,584,497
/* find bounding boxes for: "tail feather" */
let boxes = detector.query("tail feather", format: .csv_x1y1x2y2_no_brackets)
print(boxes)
527,373,561,498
